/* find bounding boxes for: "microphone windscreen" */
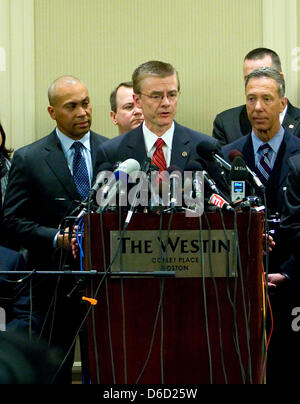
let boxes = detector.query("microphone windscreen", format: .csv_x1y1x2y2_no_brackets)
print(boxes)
228,149,244,163
196,138,221,160
229,156,248,181
167,165,183,174
185,160,204,171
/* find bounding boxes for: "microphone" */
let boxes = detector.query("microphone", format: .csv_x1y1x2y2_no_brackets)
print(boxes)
208,193,234,212
124,158,152,225
96,158,141,211
228,149,265,191
196,140,231,171
90,162,114,196
167,165,183,209
228,155,248,202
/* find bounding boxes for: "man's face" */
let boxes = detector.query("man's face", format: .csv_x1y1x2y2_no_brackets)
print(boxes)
243,55,273,80
246,76,287,141
47,81,92,140
134,74,179,136
110,86,144,134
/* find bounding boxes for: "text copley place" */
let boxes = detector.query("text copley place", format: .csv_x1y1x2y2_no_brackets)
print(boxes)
95,170,204,217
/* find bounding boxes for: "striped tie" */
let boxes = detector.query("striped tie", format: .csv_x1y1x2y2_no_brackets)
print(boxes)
255,143,272,185
72,141,90,200
152,138,167,172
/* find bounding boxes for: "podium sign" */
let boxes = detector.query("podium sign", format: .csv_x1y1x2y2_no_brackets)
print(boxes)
110,229,237,277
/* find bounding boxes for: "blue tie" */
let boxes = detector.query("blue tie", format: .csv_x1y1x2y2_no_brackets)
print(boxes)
72,142,90,200
255,143,272,185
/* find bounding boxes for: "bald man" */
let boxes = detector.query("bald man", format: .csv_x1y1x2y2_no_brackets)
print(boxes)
3,75,107,383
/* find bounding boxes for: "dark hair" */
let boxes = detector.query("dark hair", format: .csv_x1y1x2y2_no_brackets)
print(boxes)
0,123,13,159
132,60,180,94
244,48,282,72
110,81,133,112
245,67,285,98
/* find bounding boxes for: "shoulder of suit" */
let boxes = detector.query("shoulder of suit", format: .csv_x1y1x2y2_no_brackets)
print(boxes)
287,100,300,118
215,104,246,119
221,134,248,154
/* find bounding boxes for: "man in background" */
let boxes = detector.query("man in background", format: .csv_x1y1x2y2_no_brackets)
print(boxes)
213,48,300,145
110,81,144,135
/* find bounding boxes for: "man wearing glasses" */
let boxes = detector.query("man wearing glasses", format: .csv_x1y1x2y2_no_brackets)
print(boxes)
97,60,225,194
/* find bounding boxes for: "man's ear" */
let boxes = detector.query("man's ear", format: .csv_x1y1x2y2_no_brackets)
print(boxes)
133,93,141,108
110,111,118,126
47,106,56,120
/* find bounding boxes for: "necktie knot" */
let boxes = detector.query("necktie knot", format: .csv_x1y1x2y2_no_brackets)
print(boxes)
155,138,165,150
258,143,271,155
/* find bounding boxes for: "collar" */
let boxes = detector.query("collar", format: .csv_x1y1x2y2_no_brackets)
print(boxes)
251,125,285,155
55,128,91,153
142,121,175,153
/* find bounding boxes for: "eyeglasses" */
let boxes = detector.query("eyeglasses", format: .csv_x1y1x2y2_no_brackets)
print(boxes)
140,91,179,103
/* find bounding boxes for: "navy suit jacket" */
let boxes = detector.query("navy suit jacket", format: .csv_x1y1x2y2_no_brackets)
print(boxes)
213,101,300,146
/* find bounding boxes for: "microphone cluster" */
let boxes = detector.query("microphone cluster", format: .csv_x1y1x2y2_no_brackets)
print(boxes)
73,139,266,222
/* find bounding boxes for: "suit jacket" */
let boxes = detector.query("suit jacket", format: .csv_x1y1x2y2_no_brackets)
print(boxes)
2,129,107,382
97,121,229,199
222,131,300,276
3,129,107,270
213,101,300,146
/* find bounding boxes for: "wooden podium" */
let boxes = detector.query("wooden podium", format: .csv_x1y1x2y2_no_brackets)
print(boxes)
83,211,265,384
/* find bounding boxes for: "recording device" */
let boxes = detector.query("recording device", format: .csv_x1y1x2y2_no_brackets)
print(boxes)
229,155,248,202
228,149,265,191
96,158,141,211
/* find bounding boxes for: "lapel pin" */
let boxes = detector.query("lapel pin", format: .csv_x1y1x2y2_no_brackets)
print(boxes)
289,124,295,129
182,151,188,158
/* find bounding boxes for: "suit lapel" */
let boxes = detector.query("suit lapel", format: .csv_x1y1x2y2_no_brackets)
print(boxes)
44,131,78,199
123,126,148,164
170,122,192,171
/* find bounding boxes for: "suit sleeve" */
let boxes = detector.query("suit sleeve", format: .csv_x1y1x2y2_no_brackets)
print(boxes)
2,150,58,252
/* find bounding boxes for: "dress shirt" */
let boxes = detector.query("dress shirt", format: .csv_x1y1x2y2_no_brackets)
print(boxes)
251,126,285,169
142,121,174,167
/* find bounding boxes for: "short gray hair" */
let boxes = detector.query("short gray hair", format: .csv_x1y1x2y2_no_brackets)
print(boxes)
245,67,285,98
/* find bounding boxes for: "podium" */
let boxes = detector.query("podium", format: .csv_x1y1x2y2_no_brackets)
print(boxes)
83,211,265,384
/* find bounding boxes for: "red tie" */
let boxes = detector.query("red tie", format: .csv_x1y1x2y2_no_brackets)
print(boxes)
152,138,167,172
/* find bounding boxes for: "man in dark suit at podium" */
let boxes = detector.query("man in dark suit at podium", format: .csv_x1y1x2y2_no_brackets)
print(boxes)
213,48,300,146
2,75,107,383
97,60,227,196
221,67,300,384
